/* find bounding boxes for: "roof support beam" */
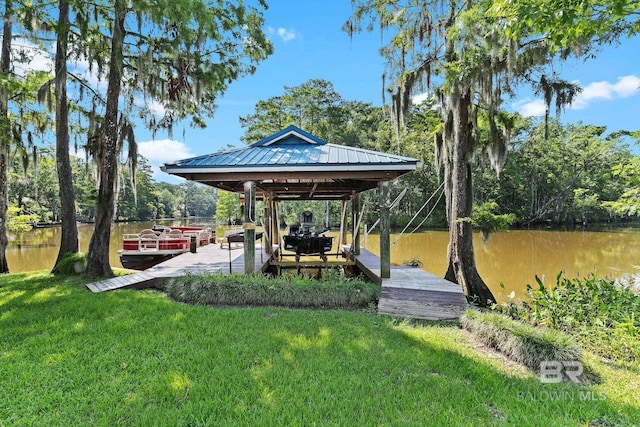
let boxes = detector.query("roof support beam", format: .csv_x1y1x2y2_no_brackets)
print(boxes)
309,183,318,198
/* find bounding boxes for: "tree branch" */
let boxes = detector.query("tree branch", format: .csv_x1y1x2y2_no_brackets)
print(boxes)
67,71,106,104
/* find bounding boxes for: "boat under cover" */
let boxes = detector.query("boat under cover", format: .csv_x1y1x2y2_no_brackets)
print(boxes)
283,221,333,262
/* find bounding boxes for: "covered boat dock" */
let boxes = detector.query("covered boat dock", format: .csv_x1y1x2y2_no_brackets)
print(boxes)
161,125,419,278
152,125,468,319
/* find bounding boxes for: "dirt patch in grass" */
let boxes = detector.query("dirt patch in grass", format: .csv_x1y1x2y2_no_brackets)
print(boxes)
459,328,531,377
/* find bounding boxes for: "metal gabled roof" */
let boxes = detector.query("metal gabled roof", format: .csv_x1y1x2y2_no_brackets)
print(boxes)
164,125,417,171
161,125,420,200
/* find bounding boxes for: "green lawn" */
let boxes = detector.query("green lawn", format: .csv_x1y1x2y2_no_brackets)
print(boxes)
1,272,638,426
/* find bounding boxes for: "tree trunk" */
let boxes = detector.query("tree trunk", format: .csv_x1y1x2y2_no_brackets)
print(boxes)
442,88,496,306
52,0,79,273
86,0,125,277
0,1,13,274
0,141,7,274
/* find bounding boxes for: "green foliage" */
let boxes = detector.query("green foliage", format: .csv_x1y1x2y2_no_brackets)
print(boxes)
478,119,633,225
277,200,331,228
52,252,87,275
6,206,38,234
499,273,640,363
605,187,640,217
165,272,380,310
240,79,350,144
402,257,423,268
461,309,582,372
467,201,515,241
490,0,640,50
214,190,240,224
239,79,398,158
604,156,640,216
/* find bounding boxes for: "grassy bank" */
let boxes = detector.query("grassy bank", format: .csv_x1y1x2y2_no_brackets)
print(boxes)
1,272,639,426
461,310,583,372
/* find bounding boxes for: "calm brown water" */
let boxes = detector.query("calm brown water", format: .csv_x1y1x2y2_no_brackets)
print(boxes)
365,228,640,301
6,222,639,301
5,219,217,274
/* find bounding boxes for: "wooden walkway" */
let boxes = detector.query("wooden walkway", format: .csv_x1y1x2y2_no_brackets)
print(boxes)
87,244,467,321
355,249,468,321
86,243,271,293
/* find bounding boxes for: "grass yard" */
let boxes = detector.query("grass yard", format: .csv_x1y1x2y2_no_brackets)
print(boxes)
1,272,639,426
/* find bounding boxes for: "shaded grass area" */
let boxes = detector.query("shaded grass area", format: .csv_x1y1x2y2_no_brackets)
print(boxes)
165,271,379,309
0,272,638,426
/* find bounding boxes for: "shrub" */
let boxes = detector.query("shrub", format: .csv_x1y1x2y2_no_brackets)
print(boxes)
53,252,87,275
498,273,640,363
461,309,582,372
7,207,39,234
165,271,379,310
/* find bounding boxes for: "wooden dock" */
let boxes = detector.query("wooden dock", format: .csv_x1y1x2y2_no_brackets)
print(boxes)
355,249,468,321
86,243,271,293
87,244,468,321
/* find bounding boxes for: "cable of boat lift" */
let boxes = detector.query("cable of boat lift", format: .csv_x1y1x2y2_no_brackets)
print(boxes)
352,201,367,248
406,188,445,234
392,182,445,245
389,188,407,210
336,200,349,258
364,189,406,237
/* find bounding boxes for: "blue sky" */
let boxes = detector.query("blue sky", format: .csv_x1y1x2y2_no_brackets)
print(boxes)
123,2,639,181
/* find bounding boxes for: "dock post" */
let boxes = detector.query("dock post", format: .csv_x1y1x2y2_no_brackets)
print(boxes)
244,181,256,274
265,193,272,255
379,181,391,278
352,193,361,255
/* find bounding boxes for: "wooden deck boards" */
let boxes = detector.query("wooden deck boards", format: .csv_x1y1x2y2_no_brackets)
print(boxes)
86,244,271,293
355,248,468,321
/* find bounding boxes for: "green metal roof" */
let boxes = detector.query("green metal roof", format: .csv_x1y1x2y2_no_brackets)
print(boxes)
161,125,420,200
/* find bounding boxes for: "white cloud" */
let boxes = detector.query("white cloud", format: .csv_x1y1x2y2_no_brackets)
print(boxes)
1,37,109,91
269,26,297,42
513,75,640,116
138,139,194,181
571,75,640,109
147,99,167,117
134,97,167,118
138,139,194,163
69,140,192,165
68,57,109,91
512,98,547,117
9,38,53,76
613,75,640,97
68,140,191,182
412,92,431,105
69,146,87,160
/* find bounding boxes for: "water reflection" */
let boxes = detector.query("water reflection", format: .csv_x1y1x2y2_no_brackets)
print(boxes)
6,222,640,302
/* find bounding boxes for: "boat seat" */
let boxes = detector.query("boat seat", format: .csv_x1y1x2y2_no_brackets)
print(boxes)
167,230,183,238
139,229,157,238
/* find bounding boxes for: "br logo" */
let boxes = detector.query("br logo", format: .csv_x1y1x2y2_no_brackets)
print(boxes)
539,360,584,384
